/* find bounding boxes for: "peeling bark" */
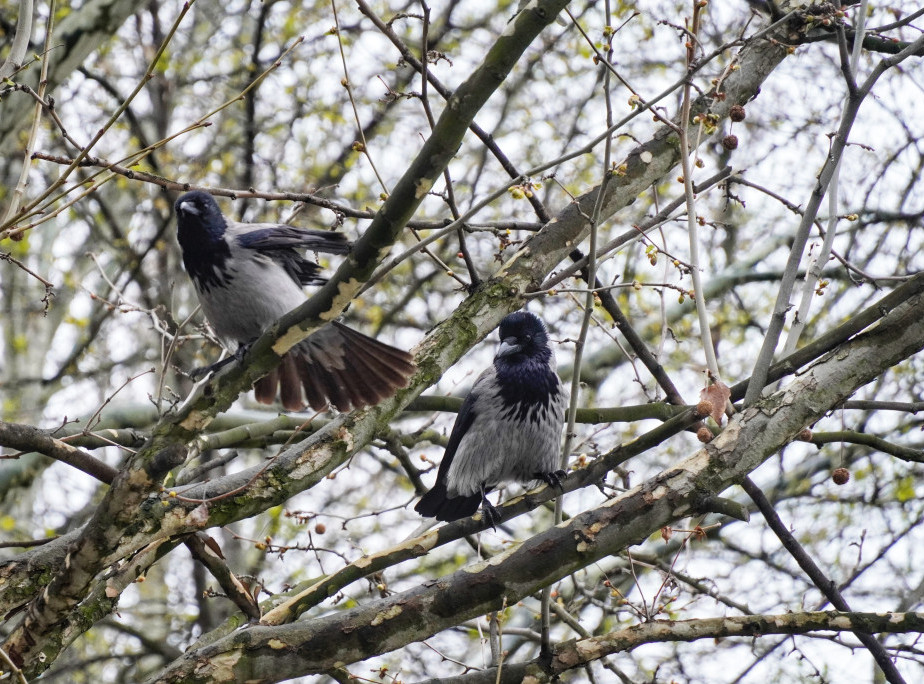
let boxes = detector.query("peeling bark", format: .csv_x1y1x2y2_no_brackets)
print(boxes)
421,611,924,683
147,289,924,682
4,2,918,680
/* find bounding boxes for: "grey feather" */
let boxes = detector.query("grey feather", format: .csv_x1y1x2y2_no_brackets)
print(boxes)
415,310,567,523
175,190,415,412
443,364,566,497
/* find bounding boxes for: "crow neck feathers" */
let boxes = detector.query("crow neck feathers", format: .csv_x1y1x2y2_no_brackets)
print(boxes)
175,191,233,293
495,355,559,421
493,312,558,422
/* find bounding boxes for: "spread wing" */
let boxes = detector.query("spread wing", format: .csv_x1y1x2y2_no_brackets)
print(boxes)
234,223,350,254
231,223,350,286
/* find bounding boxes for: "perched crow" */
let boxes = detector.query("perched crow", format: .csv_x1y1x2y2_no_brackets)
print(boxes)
415,311,567,525
175,190,415,411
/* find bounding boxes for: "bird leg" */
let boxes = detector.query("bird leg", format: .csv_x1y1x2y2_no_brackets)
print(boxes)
479,485,501,529
189,340,254,380
189,356,233,381
534,469,567,490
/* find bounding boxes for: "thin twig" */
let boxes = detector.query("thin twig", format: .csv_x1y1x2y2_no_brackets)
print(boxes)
679,1,722,382
742,476,907,684
330,0,388,194
782,0,869,356
1,0,55,229
0,0,197,236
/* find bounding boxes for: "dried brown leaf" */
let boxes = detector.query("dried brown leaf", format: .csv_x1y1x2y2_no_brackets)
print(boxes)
700,382,731,425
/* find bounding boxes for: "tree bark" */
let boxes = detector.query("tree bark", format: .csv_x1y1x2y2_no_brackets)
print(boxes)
147,286,924,682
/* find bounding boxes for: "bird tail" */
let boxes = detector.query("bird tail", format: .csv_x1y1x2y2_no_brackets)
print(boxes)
253,321,415,412
414,482,482,522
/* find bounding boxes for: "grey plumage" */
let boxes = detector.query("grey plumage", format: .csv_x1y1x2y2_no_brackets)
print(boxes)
175,190,415,412
415,311,568,524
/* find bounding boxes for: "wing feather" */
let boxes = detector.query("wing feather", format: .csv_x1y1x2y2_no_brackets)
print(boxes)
234,224,350,254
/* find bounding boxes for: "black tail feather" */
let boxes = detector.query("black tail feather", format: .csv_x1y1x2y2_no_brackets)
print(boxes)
330,322,416,377
313,363,353,412
346,351,400,405
250,321,416,412
415,482,482,522
278,354,303,411
254,368,278,405
294,353,328,411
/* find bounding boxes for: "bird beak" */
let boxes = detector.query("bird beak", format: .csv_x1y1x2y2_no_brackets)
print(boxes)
497,337,522,358
179,201,199,216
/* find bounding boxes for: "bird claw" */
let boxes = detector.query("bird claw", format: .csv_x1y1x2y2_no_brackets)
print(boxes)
188,365,211,381
480,501,501,530
233,339,255,362
480,487,500,530
535,469,567,490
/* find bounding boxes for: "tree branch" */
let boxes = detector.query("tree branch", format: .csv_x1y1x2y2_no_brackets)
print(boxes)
742,477,907,684
147,284,924,682
808,430,924,463
423,611,924,683
0,421,118,484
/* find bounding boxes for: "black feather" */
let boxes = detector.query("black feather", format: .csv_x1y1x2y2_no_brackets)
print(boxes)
175,191,233,293
236,226,350,287
415,482,482,521
413,392,479,521
415,310,566,524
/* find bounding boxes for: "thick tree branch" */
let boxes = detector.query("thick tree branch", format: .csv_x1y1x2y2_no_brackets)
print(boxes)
424,611,924,683
799,26,924,56
407,395,687,423
808,430,924,463
0,421,117,484
147,285,924,682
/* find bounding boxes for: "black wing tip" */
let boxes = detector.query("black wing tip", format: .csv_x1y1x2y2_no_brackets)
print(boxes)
236,225,351,255
314,231,351,254
321,323,416,410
